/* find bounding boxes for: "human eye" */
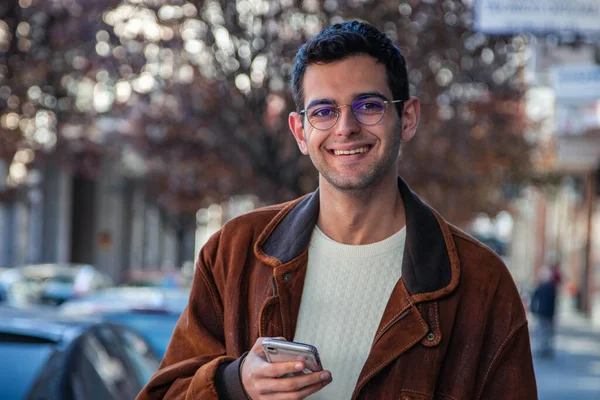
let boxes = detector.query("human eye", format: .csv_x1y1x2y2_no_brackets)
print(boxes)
310,105,337,119
353,98,385,114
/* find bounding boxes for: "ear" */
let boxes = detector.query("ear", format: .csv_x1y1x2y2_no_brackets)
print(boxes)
400,97,420,143
289,112,309,155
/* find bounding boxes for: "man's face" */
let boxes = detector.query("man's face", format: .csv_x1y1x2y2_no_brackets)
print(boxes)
290,54,413,193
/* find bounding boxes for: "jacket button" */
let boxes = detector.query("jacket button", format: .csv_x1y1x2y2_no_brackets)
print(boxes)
426,332,436,341
283,273,292,282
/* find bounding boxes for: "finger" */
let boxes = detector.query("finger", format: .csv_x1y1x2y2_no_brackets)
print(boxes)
261,372,332,399
251,337,263,349
262,361,306,378
252,337,267,356
292,375,333,398
267,370,332,393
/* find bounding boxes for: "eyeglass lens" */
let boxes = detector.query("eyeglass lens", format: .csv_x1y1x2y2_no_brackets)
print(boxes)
305,96,387,130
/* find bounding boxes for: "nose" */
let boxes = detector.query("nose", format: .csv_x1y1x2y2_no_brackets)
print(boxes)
334,105,360,137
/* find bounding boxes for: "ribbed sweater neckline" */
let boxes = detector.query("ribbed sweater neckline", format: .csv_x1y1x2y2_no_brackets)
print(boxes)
310,225,407,258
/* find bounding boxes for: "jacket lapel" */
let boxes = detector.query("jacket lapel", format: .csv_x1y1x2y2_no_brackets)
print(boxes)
352,280,429,398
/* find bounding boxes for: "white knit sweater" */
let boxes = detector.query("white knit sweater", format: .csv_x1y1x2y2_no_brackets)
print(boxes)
293,226,406,399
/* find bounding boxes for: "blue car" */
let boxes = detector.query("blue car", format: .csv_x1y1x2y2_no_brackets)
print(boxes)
60,287,190,358
0,307,160,400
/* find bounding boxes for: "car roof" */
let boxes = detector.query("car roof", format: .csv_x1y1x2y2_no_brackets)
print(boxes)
18,264,95,276
60,286,190,315
0,306,101,343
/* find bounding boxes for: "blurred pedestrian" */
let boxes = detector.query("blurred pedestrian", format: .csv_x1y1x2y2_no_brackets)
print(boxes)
138,20,537,400
530,267,557,358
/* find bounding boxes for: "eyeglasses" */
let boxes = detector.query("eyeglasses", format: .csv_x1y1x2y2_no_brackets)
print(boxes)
299,96,404,131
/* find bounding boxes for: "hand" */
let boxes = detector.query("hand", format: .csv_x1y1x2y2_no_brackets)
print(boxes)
241,337,332,400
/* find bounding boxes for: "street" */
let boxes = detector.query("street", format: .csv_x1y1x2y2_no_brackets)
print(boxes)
532,305,600,400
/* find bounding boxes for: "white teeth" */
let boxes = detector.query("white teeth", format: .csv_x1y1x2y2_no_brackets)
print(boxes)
333,146,370,156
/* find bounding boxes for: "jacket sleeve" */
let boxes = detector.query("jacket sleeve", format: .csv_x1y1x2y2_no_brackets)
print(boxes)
136,232,248,400
476,321,538,399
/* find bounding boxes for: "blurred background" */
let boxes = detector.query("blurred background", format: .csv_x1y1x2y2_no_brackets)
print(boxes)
0,0,599,399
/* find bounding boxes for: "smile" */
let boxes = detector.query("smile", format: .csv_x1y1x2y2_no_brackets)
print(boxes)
331,146,371,156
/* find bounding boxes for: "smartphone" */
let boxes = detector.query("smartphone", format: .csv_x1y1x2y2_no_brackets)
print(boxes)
261,338,323,375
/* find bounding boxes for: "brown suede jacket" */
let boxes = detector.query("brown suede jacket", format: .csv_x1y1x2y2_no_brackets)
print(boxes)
138,178,537,400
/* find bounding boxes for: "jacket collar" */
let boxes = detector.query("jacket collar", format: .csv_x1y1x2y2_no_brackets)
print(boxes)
255,177,460,299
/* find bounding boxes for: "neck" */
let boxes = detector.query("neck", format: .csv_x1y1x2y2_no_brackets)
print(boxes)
317,175,406,245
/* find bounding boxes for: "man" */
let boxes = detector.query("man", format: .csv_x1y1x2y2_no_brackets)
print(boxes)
138,21,537,400
530,266,557,358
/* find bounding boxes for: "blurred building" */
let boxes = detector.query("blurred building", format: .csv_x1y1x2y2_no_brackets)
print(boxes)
526,43,600,322
475,0,600,324
0,149,261,284
0,156,197,283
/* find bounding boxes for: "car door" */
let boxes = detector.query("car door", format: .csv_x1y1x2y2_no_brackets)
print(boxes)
69,325,141,400
112,325,161,387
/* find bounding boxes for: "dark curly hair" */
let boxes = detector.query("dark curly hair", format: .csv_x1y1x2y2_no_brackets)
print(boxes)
291,20,409,116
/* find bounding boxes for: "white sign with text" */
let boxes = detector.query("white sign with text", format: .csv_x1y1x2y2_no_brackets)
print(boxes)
474,0,600,34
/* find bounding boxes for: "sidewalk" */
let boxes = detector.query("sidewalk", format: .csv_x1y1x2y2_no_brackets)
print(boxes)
531,300,600,400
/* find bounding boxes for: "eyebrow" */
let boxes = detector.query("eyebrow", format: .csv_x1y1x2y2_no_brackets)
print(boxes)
304,99,335,111
353,91,390,101
304,92,390,110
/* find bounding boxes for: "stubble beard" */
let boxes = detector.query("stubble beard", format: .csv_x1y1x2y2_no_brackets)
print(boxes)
311,130,403,196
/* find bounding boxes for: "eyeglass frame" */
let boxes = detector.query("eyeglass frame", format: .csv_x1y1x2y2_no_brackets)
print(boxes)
298,95,405,131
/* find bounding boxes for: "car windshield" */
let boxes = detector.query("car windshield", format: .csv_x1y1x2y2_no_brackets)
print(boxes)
106,313,180,358
0,340,54,400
